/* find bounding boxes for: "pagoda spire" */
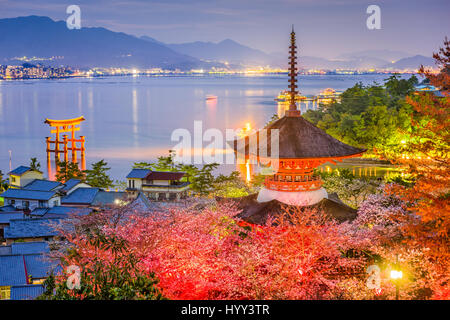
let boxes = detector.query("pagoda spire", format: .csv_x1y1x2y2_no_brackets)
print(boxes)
286,25,301,117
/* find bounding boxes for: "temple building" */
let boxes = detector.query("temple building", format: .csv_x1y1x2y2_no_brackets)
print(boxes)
225,28,366,225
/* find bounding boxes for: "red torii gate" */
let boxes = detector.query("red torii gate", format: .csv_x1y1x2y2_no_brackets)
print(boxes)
45,116,86,180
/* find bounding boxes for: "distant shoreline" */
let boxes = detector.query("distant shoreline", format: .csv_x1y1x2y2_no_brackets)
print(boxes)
0,71,414,82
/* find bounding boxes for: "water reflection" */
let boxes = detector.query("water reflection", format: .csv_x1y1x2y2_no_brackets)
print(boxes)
0,74,396,179
132,88,138,146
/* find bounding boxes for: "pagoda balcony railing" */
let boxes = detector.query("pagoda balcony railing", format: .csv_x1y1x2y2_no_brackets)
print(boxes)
264,175,322,192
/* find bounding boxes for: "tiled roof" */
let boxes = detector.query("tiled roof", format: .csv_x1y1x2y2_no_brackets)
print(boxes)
0,205,18,212
4,218,60,239
11,242,49,255
126,169,151,179
61,188,99,204
147,171,185,180
45,206,92,218
24,254,56,279
0,188,56,201
91,191,127,206
30,208,48,217
23,179,62,191
8,166,32,176
11,284,44,300
0,246,12,256
131,192,153,211
61,178,83,192
0,255,27,286
0,212,24,224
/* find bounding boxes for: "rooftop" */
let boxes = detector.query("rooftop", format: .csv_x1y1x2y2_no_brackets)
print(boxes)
0,255,27,286
0,188,57,201
61,187,99,204
0,212,25,224
0,253,59,287
147,171,185,181
126,168,151,179
4,218,60,239
22,179,62,192
8,166,32,176
60,178,84,192
11,284,44,300
24,254,57,279
11,242,49,255
91,190,128,206
30,206,92,218
236,116,366,160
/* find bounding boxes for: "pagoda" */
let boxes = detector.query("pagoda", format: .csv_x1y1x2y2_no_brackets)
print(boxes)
225,27,366,224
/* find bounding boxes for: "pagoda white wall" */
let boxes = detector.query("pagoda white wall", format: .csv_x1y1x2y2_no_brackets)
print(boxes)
257,186,328,206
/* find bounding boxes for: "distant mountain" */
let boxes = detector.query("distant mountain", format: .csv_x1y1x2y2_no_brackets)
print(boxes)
384,55,435,70
336,50,411,62
139,35,166,46
0,16,215,70
165,39,272,66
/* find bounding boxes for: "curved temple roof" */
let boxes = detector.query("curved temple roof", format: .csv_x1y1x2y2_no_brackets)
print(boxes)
236,115,366,160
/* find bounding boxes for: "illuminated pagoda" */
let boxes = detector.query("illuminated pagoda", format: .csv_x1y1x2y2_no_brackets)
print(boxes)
225,27,366,224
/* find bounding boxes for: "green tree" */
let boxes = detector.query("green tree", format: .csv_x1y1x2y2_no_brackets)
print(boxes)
29,157,41,172
84,160,114,188
190,163,219,195
384,73,418,97
55,161,85,183
212,171,250,198
0,170,8,193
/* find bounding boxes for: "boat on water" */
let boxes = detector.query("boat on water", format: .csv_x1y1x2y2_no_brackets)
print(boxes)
206,95,218,100
274,90,305,103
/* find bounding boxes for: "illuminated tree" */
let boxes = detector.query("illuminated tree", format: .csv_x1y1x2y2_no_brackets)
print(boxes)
384,38,450,299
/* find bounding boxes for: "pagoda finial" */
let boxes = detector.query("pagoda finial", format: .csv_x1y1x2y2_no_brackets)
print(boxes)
286,26,301,117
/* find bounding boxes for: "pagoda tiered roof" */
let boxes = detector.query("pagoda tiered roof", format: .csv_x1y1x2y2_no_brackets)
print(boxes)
236,115,366,160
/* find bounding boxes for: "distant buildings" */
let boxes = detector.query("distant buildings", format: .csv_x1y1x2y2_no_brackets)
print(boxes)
2,166,90,211
0,64,77,80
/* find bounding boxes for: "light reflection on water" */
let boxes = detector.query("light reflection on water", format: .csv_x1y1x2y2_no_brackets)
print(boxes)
0,74,397,180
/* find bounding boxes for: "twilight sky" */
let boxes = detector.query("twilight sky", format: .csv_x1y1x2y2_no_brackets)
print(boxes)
1,0,449,58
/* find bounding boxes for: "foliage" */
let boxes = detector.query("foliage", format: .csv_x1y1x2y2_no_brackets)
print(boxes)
84,159,114,188
29,157,41,172
55,160,85,183
0,170,8,193
39,225,165,300
47,204,370,300
133,151,250,197
343,187,446,300
264,114,279,127
382,38,450,299
212,171,250,198
303,75,418,153
319,168,382,208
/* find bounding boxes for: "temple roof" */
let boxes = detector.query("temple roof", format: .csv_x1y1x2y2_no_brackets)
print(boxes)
217,193,357,225
236,115,366,159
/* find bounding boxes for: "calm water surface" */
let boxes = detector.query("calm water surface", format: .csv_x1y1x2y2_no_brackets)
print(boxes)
0,74,396,180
